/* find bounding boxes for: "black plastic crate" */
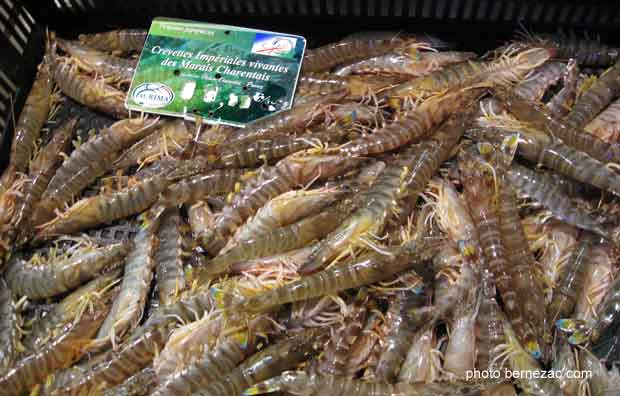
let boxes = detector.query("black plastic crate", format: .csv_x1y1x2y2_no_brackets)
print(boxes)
2,0,620,171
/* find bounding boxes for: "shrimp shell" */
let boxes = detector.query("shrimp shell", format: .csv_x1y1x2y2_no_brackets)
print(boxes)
564,61,620,129
95,218,159,344
443,286,480,378
0,300,110,396
101,366,156,396
35,173,174,240
50,55,128,118
530,32,620,67
78,29,147,53
590,276,620,342
475,268,506,371
297,73,403,99
0,280,18,373
514,62,566,101
302,37,423,72
200,152,363,255
231,240,434,315
6,240,131,300
375,290,430,382
546,59,579,118
188,201,215,238
56,38,137,82
154,208,187,305
585,97,620,143
397,327,440,383
333,51,476,76
0,62,53,190
506,163,606,237
34,117,160,224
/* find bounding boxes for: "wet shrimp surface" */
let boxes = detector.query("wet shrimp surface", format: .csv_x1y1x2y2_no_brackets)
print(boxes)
1,28,620,396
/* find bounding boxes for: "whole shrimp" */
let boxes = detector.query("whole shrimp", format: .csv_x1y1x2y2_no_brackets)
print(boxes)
546,59,579,118
185,328,325,396
95,216,159,346
49,51,128,118
300,113,467,275
203,198,355,280
228,186,345,247
564,60,620,129
35,171,177,240
200,150,363,255
246,370,495,396
6,239,131,299
34,116,161,225
375,289,430,382
333,51,476,76
506,163,606,237
56,38,137,83
458,145,542,358
0,295,112,396
522,31,620,67
302,35,428,72
154,208,187,305
230,237,436,315
78,29,147,53
10,117,76,245
0,279,19,373
586,96,620,143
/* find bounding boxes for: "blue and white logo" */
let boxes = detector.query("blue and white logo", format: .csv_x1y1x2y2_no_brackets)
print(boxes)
132,83,175,108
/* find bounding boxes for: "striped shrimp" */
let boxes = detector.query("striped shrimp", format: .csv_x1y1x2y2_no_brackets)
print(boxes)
95,216,160,346
301,36,427,72
497,325,562,396
443,286,480,378
498,181,546,339
296,73,404,99
34,172,176,240
433,248,478,320
200,151,363,255
181,328,324,396
246,370,493,396
0,295,111,396
112,119,191,170
229,246,314,275
230,238,436,315
154,208,187,305
156,168,250,210
22,270,121,351
10,117,76,245
585,97,620,143
514,61,566,101
49,52,128,118
506,163,606,237
101,366,156,396
299,113,467,275
333,51,476,76
564,61,620,129
318,290,369,376
339,88,480,157
546,238,592,342
382,47,552,106
223,92,347,147
494,88,620,165
217,125,350,169
524,31,620,67
375,289,430,382
546,59,579,118
0,62,53,192
476,268,507,371
0,279,19,373
33,116,160,225
204,198,355,280
56,38,137,83
227,186,345,249
6,239,131,300
397,327,442,383
78,29,147,53
458,145,542,358
574,243,615,323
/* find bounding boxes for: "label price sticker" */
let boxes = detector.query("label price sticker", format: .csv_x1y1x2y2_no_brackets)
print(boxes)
126,18,306,127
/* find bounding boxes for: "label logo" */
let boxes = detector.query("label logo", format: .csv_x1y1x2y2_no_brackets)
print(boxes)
251,33,296,58
131,83,174,108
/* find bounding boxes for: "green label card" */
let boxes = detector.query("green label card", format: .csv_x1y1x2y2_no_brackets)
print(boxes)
126,18,306,127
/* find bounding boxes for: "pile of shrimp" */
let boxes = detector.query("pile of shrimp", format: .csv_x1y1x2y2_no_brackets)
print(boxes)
0,27,620,396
